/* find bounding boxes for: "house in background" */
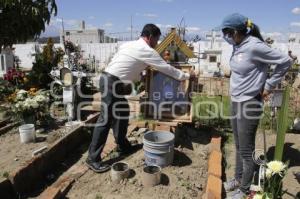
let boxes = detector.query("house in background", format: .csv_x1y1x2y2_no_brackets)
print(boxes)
60,21,105,44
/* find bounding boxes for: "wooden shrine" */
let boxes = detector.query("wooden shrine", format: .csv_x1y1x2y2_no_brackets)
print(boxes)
143,28,196,123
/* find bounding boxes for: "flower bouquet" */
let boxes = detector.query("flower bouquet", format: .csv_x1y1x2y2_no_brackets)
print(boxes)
11,89,50,124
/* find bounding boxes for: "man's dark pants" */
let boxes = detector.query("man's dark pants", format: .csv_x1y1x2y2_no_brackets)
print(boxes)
88,72,130,162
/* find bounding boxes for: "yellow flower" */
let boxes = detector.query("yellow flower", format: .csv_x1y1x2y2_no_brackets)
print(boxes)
267,161,286,174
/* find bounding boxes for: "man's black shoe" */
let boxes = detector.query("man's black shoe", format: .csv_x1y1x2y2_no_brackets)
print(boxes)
85,158,110,173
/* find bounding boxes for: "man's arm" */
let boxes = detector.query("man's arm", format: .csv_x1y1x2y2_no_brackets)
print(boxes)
140,50,190,81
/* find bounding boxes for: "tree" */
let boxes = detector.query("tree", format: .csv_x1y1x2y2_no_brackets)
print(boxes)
0,0,57,53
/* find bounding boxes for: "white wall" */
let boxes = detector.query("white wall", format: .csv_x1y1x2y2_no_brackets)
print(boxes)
12,41,300,73
13,43,39,69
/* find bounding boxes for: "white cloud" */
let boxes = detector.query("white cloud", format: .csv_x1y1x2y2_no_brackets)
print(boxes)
262,32,282,37
261,31,289,42
104,22,113,28
186,26,201,33
290,22,300,27
50,18,79,28
88,16,95,20
155,24,174,29
292,7,300,14
143,13,158,18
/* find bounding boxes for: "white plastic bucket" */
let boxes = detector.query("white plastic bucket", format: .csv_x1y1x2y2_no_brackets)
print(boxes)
143,131,175,167
19,124,35,143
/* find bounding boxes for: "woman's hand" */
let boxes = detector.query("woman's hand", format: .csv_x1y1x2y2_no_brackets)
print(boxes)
261,90,271,101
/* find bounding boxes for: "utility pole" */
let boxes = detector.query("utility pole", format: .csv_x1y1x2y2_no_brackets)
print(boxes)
61,18,66,52
130,15,133,40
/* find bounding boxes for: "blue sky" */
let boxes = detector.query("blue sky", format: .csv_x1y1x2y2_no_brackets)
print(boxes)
43,0,300,40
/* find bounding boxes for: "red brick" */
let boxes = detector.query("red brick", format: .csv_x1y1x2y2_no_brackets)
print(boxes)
129,121,147,128
208,150,222,178
211,136,221,150
206,175,222,199
39,187,62,199
155,124,171,131
202,191,217,199
208,160,222,178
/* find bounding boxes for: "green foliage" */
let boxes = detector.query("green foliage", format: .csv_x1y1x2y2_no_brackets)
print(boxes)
192,95,231,127
26,38,63,89
0,0,57,51
274,87,290,161
2,171,9,179
0,78,15,101
95,195,103,199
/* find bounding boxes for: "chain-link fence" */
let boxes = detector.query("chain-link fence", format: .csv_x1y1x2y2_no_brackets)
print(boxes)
192,75,300,131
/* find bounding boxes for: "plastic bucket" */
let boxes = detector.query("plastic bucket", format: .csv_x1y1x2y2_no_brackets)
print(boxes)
110,162,130,183
19,124,35,143
142,165,161,187
143,131,175,167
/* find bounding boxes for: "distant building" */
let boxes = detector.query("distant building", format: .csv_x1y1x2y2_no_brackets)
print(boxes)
60,21,105,44
289,33,300,44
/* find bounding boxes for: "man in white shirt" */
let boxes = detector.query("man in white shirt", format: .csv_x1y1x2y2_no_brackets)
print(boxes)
86,24,192,173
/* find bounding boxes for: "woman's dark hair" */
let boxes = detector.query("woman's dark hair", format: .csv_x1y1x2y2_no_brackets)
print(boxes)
237,23,264,42
141,24,161,37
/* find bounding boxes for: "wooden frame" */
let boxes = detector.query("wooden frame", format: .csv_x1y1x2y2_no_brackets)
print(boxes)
143,63,193,123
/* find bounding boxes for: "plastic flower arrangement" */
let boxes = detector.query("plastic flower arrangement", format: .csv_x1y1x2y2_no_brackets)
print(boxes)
11,89,50,123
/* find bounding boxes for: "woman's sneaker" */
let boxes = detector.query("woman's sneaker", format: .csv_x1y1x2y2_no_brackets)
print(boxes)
224,178,241,192
229,189,246,199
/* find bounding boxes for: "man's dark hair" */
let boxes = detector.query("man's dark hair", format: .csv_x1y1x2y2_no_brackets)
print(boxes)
141,24,161,37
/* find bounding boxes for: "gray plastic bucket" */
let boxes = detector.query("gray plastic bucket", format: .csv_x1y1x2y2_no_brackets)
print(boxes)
143,131,175,167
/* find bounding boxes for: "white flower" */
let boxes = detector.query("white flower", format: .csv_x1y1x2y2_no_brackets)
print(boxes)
266,168,273,178
267,161,286,174
32,101,39,109
16,90,27,101
17,89,27,95
34,94,49,103
253,194,263,199
253,193,271,199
